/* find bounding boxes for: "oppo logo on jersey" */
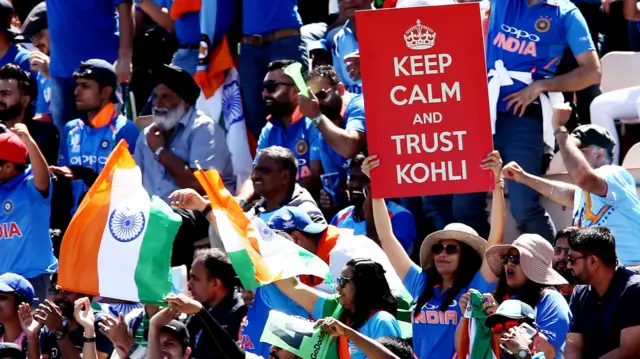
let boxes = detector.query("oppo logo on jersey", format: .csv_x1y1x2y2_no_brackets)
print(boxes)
69,155,108,166
0,222,23,239
493,24,539,57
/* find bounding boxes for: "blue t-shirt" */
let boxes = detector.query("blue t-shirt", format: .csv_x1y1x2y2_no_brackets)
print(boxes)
36,73,52,116
0,45,35,80
312,295,401,359
331,201,416,253
242,0,301,35
319,94,366,179
530,291,571,359
486,0,594,112
255,116,321,181
0,169,58,278
153,0,200,45
47,0,124,77
239,289,277,359
403,265,496,359
332,22,362,94
59,114,139,213
572,165,640,265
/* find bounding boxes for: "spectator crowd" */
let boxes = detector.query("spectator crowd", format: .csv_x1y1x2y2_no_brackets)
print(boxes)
1,0,640,358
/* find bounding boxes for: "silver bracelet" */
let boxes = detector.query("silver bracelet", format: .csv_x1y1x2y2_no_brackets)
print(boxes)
549,186,554,198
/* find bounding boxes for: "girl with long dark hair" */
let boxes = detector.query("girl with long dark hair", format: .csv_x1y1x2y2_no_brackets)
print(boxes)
276,258,402,359
481,233,571,359
360,151,506,359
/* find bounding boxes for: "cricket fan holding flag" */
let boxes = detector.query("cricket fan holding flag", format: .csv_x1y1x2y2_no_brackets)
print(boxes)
0,125,57,305
456,0,601,242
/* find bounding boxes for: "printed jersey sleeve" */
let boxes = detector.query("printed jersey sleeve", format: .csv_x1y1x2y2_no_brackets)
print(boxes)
562,7,595,56
366,311,402,339
259,284,313,318
535,291,572,355
116,120,141,153
26,175,53,201
309,124,322,162
618,283,640,330
35,75,50,115
312,294,340,320
595,166,636,205
58,123,73,166
402,263,427,299
344,95,366,133
254,125,271,164
390,210,416,252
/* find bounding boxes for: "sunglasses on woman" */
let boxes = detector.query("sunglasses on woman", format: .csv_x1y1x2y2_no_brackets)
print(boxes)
262,80,294,93
337,275,352,287
432,243,460,255
491,320,520,333
501,254,521,266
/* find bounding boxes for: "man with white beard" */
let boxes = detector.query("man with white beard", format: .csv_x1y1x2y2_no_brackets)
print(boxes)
134,64,234,268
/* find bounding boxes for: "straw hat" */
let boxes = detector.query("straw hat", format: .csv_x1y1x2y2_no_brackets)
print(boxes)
485,233,568,285
420,223,487,269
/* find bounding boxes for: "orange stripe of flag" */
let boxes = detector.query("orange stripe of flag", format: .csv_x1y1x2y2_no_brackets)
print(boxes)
194,169,279,284
58,141,136,295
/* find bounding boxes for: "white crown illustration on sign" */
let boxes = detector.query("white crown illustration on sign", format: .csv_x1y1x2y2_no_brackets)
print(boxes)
404,19,436,50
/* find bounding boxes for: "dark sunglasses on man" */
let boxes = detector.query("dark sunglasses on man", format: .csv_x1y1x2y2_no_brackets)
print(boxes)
262,80,294,94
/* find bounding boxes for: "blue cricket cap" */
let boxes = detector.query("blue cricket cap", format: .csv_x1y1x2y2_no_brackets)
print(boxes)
0,272,35,305
73,59,122,103
267,206,328,235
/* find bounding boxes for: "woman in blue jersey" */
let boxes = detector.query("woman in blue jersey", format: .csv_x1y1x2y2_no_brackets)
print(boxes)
276,258,402,359
481,234,571,359
360,151,506,359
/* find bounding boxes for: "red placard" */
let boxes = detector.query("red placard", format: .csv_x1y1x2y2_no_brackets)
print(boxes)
356,3,494,199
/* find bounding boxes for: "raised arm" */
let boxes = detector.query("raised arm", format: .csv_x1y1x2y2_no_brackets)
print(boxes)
316,318,400,359
274,277,323,314
502,161,578,208
552,103,608,197
12,123,49,192
481,151,505,282
361,155,413,280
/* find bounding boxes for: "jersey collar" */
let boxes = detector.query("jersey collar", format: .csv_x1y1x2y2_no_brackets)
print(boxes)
1,167,31,190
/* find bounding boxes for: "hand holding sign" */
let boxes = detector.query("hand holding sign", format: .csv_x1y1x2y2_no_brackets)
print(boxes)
360,155,380,179
315,317,349,337
480,151,503,184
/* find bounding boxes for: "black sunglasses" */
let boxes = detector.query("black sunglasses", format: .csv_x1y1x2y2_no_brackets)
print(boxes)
501,255,521,266
337,276,352,287
263,80,294,94
432,243,460,255
314,87,333,100
567,255,586,264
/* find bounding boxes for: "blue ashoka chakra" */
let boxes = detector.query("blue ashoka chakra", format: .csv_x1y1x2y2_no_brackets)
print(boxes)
252,217,276,242
108,207,146,243
222,80,244,128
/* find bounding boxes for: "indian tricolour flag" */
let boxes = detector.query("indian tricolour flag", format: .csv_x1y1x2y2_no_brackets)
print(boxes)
194,168,331,290
58,141,182,304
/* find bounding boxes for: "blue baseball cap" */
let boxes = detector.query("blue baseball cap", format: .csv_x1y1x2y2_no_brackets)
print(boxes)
267,207,328,235
0,273,35,305
73,59,122,103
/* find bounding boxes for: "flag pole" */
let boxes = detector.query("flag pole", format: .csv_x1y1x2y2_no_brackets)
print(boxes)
194,160,203,171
